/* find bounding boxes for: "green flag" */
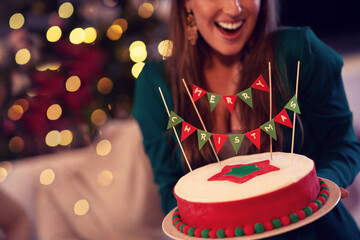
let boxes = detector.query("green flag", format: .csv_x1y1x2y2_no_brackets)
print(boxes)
284,96,301,114
197,129,212,150
237,88,253,108
260,119,277,141
229,134,244,154
207,92,221,112
167,111,184,129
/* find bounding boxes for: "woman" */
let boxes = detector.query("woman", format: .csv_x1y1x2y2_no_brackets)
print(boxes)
133,0,360,238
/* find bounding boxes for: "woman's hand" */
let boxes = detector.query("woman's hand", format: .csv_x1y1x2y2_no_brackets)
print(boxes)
340,187,349,199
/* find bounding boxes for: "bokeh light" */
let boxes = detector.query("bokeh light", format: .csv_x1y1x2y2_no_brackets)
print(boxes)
47,104,62,120
96,140,111,156
15,48,31,65
14,98,29,112
65,76,81,92
0,162,13,175
97,77,113,94
74,199,89,216
129,41,147,63
112,18,128,32
69,28,85,44
138,3,154,19
91,109,107,127
131,62,145,78
84,27,97,44
9,13,25,29
158,40,173,58
106,24,122,41
46,26,62,42
45,130,61,147
9,136,25,153
103,0,118,7
8,105,24,121
40,169,55,185
59,130,73,146
97,170,114,186
58,2,74,19
0,168,7,183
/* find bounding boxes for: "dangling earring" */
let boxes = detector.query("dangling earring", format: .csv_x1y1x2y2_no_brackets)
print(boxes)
186,9,198,45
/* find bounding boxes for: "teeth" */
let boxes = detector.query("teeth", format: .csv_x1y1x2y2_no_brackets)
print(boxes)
217,21,244,30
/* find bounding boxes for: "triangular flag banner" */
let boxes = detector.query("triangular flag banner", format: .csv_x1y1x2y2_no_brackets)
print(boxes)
222,95,237,113
207,92,221,112
274,109,293,128
197,129,212,150
192,84,207,102
245,128,261,150
237,88,253,108
212,133,228,154
181,122,197,142
251,75,270,92
167,111,184,129
229,134,245,154
285,96,301,114
260,119,277,141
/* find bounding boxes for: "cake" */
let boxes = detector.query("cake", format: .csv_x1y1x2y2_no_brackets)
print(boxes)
171,152,330,238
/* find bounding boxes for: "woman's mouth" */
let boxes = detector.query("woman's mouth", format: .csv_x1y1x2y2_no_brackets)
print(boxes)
215,20,244,39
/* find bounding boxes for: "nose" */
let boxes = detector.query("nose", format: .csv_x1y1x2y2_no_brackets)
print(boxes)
223,0,242,17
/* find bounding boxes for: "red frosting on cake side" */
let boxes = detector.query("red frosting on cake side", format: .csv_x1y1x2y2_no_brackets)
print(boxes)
174,165,320,229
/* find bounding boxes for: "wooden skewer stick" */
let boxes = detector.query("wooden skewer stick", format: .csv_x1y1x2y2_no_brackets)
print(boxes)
290,61,300,165
158,87,193,172
269,62,273,161
181,78,222,166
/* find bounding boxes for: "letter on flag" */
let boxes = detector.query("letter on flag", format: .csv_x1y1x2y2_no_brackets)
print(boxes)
197,129,212,150
207,93,221,112
212,133,228,154
222,95,237,113
229,134,245,154
181,122,197,142
251,75,270,92
274,109,293,128
237,88,253,108
192,84,207,102
260,119,277,140
245,128,261,150
284,95,301,114
167,111,184,129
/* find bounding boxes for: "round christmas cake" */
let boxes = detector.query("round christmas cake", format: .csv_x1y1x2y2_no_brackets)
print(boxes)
172,152,330,237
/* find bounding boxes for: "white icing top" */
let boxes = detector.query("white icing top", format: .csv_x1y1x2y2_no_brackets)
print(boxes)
174,152,314,203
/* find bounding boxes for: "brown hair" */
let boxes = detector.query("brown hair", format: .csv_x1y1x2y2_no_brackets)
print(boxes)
166,0,289,169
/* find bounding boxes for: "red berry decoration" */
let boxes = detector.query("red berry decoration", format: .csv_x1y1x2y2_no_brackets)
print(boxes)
296,210,306,220
317,196,326,205
309,202,318,212
281,216,291,226
264,221,274,231
225,228,235,237
209,229,217,238
244,225,254,235
183,225,190,235
194,228,203,237
320,189,330,197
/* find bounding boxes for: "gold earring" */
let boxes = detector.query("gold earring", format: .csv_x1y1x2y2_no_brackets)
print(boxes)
186,10,198,45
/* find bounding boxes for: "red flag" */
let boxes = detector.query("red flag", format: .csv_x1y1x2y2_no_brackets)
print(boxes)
192,84,207,102
222,95,237,113
212,133,228,154
274,109,293,128
251,75,270,92
181,122,197,142
245,128,261,150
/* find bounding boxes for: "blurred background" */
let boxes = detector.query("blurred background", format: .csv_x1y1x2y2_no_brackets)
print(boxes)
0,0,359,239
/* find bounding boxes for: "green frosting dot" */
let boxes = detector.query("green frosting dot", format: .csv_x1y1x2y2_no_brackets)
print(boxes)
217,229,226,238
172,214,180,220
174,220,181,226
314,199,323,209
319,180,326,185
179,224,186,233
321,186,330,191
254,223,265,233
289,213,299,223
235,227,244,236
272,219,282,228
303,206,313,216
188,227,196,236
319,193,328,200
201,229,210,238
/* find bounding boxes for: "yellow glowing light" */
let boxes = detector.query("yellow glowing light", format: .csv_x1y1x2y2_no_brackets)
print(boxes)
106,24,123,41
48,62,61,70
158,40,173,58
74,199,89,216
46,26,62,42
9,13,25,29
91,109,107,127
40,169,55,185
69,28,85,44
45,130,61,147
8,105,24,121
96,140,111,156
26,90,37,97
0,161,13,175
103,0,118,7
47,104,62,120
9,136,24,153
130,46,147,63
15,48,31,65
58,2,74,19
84,27,97,44
131,62,145,78
60,130,73,146
97,170,114,186
138,2,154,19
65,76,81,92
129,41,146,52
0,168,7,183
112,18,128,32
97,77,113,94
14,98,29,112
35,64,48,71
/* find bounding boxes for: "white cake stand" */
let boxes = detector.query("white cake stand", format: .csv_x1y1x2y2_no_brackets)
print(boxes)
162,178,340,240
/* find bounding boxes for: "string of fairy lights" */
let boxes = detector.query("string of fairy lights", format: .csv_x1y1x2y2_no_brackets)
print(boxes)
1,0,172,216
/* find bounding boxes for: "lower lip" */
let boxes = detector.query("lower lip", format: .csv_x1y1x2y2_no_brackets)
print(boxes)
216,22,245,41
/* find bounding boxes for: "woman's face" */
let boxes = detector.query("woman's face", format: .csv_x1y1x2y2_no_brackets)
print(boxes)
185,0,261,56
